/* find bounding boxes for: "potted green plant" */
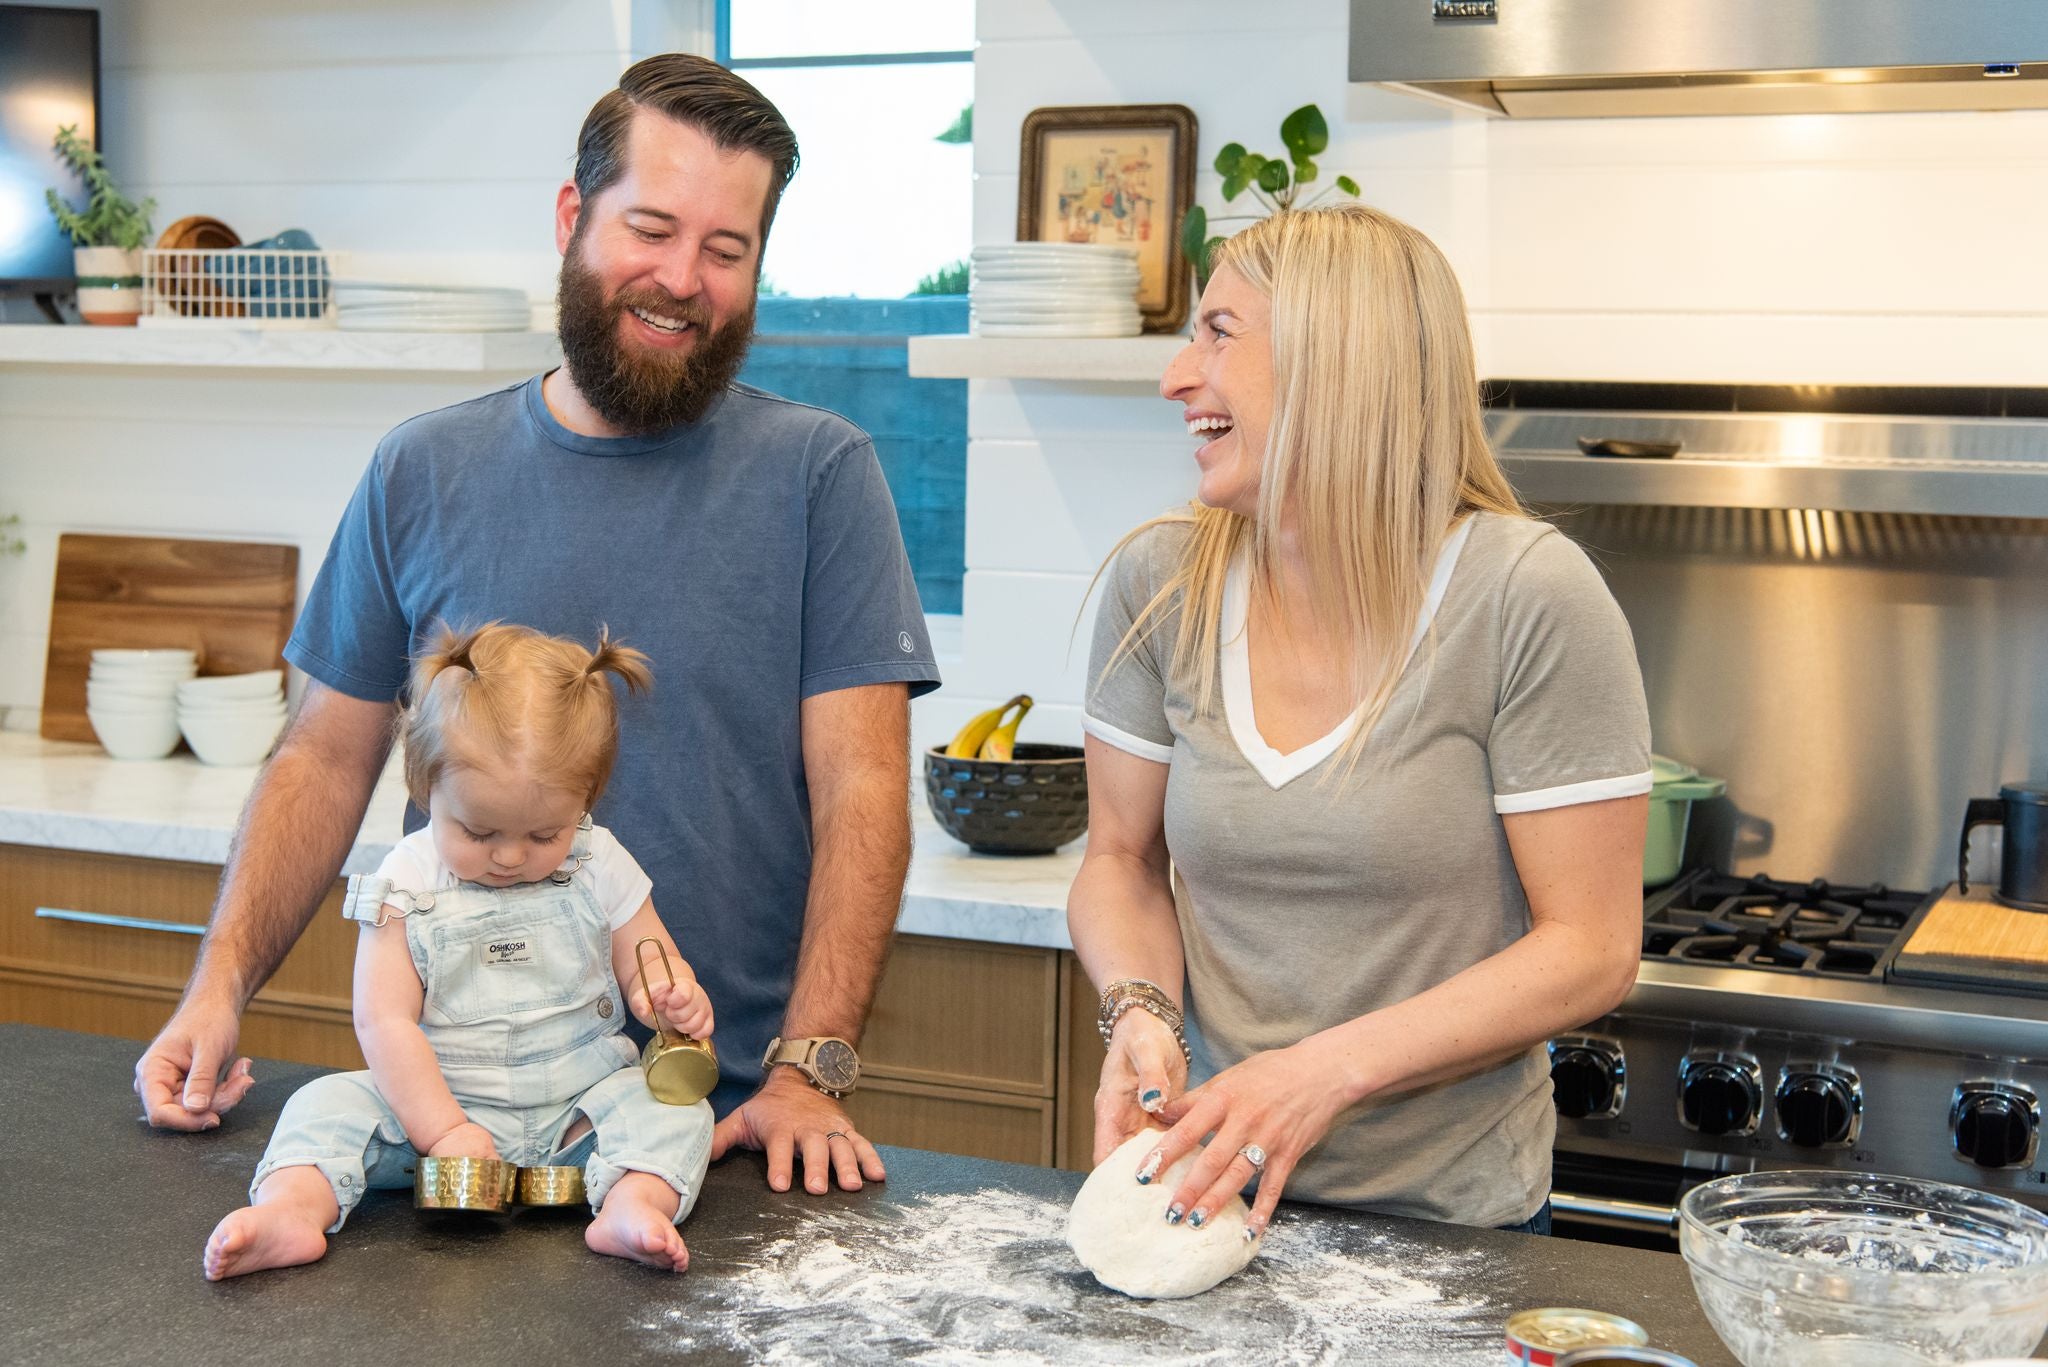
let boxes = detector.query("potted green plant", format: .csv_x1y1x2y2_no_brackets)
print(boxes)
1179,104,1360,293
44,124,155,325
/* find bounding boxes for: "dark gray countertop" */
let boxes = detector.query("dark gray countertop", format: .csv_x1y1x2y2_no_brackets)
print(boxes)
2,1024,1742,1366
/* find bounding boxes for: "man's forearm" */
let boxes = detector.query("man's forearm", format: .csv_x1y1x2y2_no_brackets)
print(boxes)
780,775,910,1045
188,734,390,1011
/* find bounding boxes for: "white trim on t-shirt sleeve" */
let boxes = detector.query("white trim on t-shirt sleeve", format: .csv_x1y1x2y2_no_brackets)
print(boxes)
1081,713,1174,765
1493,769,1654,814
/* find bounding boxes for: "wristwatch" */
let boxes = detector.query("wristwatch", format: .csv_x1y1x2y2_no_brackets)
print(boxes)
762,1035,862,1098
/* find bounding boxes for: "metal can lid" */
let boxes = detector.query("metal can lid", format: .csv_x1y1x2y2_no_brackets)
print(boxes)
1506,1308,1651,1353
1554,1349,1700,1367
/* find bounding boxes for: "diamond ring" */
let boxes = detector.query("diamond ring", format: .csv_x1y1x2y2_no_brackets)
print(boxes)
1237,1142,1267,1171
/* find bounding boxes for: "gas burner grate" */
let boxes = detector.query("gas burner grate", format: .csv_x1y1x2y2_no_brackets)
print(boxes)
1641,872,1928,979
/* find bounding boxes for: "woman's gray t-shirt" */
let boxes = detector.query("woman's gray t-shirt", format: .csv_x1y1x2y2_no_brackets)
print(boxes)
1082,512,1651,1227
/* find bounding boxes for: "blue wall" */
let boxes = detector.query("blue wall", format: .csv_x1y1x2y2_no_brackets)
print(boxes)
742,296,968,615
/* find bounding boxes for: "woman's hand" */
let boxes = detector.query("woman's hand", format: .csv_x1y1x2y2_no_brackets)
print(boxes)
1092,1007,1188,1165
1146,1042,1350,1239
647,967,713,1041
426,1120,500,1162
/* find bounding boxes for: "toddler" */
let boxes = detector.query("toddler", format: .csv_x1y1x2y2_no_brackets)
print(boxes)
204,623,714,1278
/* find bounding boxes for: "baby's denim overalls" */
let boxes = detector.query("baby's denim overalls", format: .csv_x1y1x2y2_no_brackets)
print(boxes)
250,821,713,1231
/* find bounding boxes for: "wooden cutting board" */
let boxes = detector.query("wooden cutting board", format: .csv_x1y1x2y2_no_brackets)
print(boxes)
1891,882,2048,995
40,534,299,744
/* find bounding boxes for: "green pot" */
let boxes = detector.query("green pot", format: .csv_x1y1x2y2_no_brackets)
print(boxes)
1645,754,1726,887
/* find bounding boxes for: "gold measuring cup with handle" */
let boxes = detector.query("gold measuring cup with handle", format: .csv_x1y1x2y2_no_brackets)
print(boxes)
634,936,719,1105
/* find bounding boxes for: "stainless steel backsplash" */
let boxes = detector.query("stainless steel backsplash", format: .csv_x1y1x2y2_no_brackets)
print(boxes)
1542,505,2048,889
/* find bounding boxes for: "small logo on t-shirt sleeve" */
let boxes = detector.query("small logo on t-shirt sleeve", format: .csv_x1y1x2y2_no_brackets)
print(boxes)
898,631,916,654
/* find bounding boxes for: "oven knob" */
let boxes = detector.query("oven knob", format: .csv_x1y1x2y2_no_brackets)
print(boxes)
1777,1070,1857,1148
1953,1085,2039,1170
1680,1058,1761,1136
1549,1039,1624,1120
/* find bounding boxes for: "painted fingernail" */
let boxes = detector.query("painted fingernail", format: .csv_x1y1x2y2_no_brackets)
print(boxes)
1188,1209,1206,1228
1139,1088,1163,1111
1242,1226,1260,1243
1135,1150,1163,1185
1165,1203,1184,1224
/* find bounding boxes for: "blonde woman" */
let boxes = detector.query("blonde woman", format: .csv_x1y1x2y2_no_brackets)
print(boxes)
1070,204,1649,1240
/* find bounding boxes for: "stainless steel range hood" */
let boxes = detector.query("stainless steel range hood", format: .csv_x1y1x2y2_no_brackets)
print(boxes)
1484,383,2048,517
1351,0,2048,117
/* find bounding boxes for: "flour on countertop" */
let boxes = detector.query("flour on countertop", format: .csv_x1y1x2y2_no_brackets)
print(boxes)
639,1186,1501,1365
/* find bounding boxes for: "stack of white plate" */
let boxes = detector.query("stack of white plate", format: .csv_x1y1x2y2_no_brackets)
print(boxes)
86,649,197,760
334,281,532,333
177,670,288,767
971,243,1142,338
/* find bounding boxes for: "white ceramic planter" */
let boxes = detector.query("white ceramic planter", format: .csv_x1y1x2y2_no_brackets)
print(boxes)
73,245,143,326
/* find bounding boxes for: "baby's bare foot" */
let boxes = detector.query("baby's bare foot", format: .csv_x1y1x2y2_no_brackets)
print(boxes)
586,1186,689,1273
203,1204,328,1280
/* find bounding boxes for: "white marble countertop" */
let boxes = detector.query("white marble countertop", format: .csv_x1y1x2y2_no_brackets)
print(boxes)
0,731,1079,950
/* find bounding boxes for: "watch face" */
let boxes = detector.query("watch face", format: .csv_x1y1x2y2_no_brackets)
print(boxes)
814,1039,859,1090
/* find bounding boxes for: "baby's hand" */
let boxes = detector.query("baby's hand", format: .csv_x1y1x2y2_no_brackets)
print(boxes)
427,1121,500,1162
649,971,714,1041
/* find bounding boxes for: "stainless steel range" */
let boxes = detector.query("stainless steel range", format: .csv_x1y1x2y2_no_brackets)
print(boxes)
1549,873,2048,1243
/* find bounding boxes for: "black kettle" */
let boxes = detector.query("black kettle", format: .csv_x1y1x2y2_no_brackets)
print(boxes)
1960,783,2048,912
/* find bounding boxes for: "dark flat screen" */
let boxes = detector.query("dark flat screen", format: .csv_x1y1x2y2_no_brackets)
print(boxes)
0,6,100,288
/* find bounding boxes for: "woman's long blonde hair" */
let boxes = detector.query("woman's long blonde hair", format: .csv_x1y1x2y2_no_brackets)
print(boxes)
1103,202,1523,773
400,622,652,808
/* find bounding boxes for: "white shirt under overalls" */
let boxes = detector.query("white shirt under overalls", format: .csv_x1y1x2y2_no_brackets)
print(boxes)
248,819,713,1230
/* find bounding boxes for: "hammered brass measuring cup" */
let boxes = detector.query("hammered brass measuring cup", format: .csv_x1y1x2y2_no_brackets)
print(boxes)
413,1155,519,1212
634,936,718,1105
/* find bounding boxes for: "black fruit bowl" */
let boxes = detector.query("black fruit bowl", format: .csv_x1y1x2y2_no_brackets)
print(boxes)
924,742,1088,855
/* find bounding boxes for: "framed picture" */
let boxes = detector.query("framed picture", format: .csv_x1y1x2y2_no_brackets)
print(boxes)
1017,103,1198,334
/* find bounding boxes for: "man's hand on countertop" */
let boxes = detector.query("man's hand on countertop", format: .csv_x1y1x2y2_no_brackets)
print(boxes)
134,994,255,1130
711,1067,887,1194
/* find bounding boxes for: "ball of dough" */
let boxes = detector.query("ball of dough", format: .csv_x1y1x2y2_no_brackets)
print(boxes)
1067,1126,1259,1298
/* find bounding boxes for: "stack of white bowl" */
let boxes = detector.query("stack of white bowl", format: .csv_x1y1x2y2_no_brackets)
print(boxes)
177,670,288,766
334,281,531,333
86,649,197,760
971,243,1142,337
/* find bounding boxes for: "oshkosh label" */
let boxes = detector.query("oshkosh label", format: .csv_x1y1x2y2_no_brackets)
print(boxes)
481,939,534,967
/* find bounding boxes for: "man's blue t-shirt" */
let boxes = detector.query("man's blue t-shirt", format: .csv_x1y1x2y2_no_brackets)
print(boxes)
287,374,941,1114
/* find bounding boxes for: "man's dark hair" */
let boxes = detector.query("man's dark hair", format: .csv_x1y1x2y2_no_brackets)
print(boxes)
572,53,800,255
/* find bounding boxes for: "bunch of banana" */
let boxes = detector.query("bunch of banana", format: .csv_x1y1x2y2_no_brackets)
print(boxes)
945,694,1034,761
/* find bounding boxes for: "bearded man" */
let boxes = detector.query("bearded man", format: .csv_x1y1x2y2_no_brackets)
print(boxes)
132,54,939,1229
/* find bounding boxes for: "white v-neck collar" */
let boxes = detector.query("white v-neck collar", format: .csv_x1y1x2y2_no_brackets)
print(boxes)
1221,516,1477,790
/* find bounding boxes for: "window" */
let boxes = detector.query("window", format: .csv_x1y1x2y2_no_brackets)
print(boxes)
721,2,971,617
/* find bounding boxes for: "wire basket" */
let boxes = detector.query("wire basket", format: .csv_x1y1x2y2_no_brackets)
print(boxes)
140,247,341,327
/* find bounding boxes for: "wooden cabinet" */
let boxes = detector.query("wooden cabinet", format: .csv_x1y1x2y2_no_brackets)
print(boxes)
0,845,1110,1171
0,843,362,1069
848,934,1105,1171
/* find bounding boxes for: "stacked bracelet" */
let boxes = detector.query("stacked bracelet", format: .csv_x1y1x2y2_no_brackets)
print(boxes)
1097,978,1192,1064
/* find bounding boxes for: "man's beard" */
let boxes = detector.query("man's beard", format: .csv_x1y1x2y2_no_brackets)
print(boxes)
555,234,755,435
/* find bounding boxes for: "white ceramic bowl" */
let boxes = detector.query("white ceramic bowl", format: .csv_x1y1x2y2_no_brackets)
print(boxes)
91,648,197,666
91,658,196,676
176,670,284,701
87,681,183,707
179,708,287,766
88,705,183,760
177,703,286,726
177,696,285,716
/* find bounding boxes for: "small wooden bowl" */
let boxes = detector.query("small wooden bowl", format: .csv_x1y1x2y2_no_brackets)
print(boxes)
413,1156,518,1212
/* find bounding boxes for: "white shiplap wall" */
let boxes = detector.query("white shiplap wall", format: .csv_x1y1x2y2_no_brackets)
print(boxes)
922,0,2048,756
7,0,2047,745
0,0,711,715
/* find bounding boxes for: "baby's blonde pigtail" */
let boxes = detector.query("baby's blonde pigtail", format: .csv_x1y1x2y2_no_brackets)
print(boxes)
584,625,654,697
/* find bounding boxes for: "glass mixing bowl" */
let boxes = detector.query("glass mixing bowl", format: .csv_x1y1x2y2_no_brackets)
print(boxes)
1679,1171,2048,1366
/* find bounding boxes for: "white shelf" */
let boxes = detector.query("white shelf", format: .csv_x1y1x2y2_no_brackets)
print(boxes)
0,324,561,373
907,333,1185,383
